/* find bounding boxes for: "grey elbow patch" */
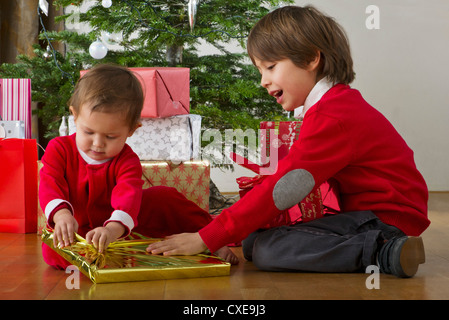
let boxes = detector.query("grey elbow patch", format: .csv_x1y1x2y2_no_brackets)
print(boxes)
272,169,315,210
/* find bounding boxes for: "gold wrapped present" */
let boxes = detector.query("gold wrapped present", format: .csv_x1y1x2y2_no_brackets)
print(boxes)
41,229,230,284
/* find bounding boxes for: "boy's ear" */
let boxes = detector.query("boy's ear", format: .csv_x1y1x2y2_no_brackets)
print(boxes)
307,51,321,72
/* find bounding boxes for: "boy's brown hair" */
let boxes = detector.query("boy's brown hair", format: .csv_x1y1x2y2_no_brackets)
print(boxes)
247,5,355,85
69,64,144,130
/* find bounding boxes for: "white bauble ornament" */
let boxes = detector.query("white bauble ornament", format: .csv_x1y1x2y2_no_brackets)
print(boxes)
102,0,112,8
89,40,108,59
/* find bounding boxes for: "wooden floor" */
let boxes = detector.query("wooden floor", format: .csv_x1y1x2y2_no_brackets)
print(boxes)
1,192,448,301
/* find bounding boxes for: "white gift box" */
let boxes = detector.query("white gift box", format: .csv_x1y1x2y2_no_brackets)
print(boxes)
61,114,201,162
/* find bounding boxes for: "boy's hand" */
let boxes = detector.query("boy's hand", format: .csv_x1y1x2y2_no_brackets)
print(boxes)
146,232,207,256
86,222,125,253
53,209,79,248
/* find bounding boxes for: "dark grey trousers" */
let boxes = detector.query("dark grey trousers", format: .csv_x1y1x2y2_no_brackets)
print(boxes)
242,210,405,273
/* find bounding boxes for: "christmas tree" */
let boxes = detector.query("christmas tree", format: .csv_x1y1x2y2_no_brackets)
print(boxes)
0,0,291,140
0,0,293,209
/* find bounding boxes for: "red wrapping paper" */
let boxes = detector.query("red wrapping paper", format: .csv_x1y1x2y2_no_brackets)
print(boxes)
260,121,302,166
81,68,190,118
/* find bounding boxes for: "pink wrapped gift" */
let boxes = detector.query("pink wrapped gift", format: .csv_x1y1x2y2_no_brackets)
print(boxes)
80,67,190,118
132,67,190,118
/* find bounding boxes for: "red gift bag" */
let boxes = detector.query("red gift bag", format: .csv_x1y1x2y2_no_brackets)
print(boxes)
0,138,38,233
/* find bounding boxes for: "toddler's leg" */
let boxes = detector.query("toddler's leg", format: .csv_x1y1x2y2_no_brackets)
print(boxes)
41,242,71,270
135,186,213,238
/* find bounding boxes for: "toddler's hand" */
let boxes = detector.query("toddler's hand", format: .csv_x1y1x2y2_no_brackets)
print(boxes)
86,227,114,253
53,209,79,248
86,222,125,253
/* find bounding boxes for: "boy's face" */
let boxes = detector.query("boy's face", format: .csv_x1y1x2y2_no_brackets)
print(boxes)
255,57,320,112
71,105,136,161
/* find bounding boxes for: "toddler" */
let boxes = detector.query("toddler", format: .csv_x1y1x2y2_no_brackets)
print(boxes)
40,64,238,268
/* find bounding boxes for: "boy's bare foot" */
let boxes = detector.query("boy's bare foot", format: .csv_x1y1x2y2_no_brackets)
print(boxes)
214,246,239,265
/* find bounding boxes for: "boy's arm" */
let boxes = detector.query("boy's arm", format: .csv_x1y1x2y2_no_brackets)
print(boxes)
147,232,206,256
199,113,352,253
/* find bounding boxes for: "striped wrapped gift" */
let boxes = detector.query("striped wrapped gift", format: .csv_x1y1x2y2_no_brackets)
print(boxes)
0,79,32,139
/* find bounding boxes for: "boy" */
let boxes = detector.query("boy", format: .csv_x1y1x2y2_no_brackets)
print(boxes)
147,6,429,278
40,64,237,268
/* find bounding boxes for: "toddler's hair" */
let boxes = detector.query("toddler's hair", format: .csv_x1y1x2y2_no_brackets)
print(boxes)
69,64,144,129
247,5,355,84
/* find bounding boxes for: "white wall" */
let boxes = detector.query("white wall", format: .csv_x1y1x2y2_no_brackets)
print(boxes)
215,0,449,193
288,0,449,191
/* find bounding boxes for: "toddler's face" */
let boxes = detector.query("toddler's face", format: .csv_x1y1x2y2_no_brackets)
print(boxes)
254,57,319,112
71,105,135,161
